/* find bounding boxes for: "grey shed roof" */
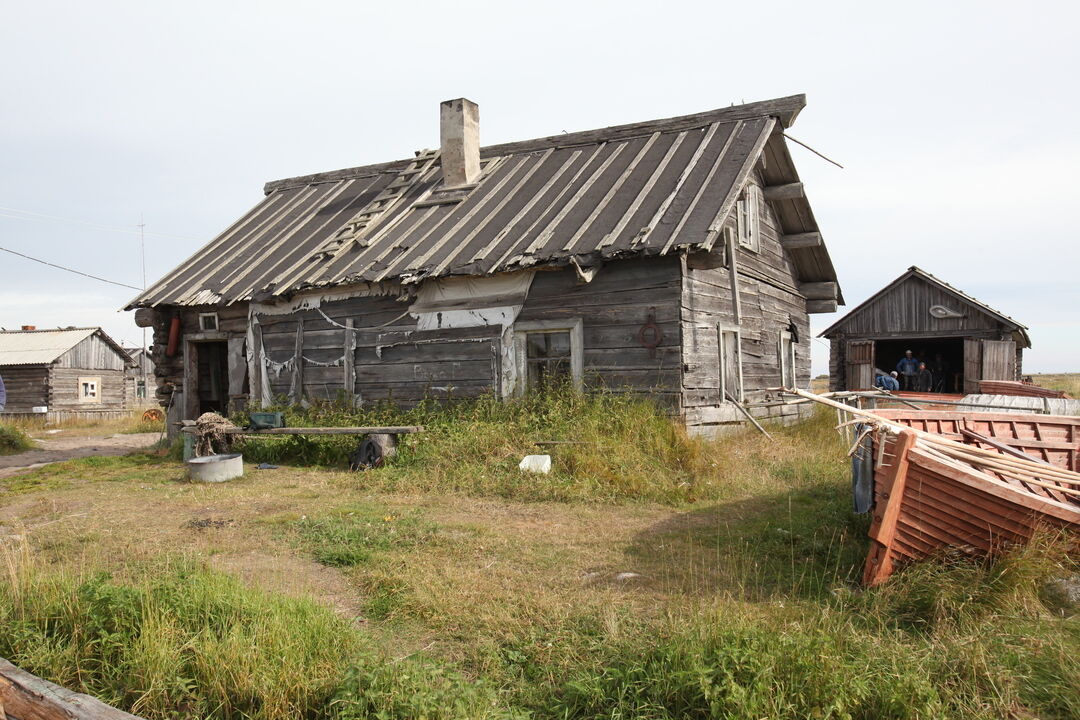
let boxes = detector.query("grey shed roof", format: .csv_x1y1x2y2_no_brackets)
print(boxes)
129,95,841,308
0,327,133,367
819,266,1031,347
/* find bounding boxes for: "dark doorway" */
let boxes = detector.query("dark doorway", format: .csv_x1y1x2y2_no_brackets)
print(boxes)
196,341,230,414
874,338,964,393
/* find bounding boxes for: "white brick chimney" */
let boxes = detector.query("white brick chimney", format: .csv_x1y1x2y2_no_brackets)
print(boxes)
440,98,480,187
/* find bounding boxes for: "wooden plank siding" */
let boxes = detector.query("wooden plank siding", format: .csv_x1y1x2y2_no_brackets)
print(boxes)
0,365,50,412
680,171,812,430
247,256,684,409
823,271,1026,392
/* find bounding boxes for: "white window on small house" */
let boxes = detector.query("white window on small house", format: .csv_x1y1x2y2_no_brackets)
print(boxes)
779,331,797,389
79,377,101,403
736,184,762,252
718,325,743,402
136,379,147,399
512,319,584,396
198,313,219,332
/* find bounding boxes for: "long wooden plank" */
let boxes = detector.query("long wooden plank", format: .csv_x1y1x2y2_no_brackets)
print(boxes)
182,426,423,436
1,657,144,720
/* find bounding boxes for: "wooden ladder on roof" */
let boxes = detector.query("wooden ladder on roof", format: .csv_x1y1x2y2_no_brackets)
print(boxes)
313,149,440,260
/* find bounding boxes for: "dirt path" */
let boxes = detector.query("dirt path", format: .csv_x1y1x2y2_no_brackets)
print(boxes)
0,433,160,478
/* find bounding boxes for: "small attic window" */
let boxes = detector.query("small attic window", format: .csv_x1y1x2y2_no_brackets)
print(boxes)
737,185,762,252
198,313,219,332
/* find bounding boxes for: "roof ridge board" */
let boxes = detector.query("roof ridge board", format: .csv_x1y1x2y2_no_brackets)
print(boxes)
262,95,807,195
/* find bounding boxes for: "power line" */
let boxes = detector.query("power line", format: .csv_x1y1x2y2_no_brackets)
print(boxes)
0,205,204,242
0,244,143,291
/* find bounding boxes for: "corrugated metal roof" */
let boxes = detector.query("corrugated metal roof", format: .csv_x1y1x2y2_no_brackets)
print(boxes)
0,328,96,366
130,95,841,308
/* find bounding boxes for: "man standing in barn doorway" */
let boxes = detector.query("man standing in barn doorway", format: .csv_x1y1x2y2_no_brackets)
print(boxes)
896,350,920,390
915,362,934,392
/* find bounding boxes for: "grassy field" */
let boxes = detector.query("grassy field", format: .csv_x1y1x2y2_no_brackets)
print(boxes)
0,392,1077,719
2,410,166,439
1030,373,1080,398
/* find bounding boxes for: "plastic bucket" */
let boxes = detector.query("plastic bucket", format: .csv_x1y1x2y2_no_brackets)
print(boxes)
187,453,244,483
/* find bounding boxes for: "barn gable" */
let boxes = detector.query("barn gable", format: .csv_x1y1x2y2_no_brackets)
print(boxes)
821,267,1029,393
820,267,1029,346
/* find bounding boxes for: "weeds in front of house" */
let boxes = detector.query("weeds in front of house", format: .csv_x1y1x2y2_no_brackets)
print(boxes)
2,391,1078,719
2,535,1076,720
0,423,35,455
237,390,829,504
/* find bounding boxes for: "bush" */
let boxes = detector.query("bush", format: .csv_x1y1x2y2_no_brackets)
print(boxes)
0,423,34,454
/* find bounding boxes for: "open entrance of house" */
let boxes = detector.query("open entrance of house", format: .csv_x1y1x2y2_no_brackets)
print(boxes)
195,341,229,414
875,338,965,393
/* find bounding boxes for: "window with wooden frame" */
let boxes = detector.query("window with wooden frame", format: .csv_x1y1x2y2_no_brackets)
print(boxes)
736,184,762,252
79,377,101,403
512,319,584,396
778,330,797,389
717,324,743,402
198,313,219,332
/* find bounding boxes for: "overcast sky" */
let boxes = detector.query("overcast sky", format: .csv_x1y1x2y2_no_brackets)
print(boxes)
1,0,1077,372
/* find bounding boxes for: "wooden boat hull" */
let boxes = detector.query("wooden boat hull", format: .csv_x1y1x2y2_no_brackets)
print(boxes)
864,430,1079,585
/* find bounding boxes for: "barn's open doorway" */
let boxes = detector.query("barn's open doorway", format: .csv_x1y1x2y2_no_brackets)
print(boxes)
196,341,230,414
875,338,964,393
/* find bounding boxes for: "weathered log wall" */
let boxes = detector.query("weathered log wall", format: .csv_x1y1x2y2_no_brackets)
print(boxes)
680,171,812,430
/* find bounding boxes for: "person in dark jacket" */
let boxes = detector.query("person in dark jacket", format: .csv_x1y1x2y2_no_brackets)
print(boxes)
915,362,934,392
0,373,6,412
896,350,920,390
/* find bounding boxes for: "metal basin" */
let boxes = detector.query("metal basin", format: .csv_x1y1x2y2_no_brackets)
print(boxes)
187,453,244,483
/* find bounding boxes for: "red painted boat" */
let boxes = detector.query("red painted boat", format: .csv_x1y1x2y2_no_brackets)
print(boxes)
861,410,1080,585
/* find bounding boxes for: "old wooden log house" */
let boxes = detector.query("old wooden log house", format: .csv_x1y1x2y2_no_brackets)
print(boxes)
128,95,842,433
0,326,136,422
821,266,1030,393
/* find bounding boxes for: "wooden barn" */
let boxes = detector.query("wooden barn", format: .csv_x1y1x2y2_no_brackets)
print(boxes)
127,95,842,433
122,345,156,408
821,267,1030,393
0,327,136,422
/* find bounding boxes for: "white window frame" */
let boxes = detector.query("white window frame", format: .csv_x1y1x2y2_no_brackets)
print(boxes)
717,323,744,402
79,376,102,403
198,312,219,332
736,184,762,252
779,330,797,389
511,318,584,396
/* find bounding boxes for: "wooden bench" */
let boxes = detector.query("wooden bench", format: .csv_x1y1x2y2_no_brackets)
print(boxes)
180,425,424,469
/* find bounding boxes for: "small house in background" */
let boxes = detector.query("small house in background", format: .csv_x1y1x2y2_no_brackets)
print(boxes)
128,95,843,433
0,326,135,422
122,345,156,408
820,267,1030,393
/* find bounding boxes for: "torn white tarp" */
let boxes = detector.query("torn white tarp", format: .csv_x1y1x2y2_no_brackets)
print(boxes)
410,272,535,331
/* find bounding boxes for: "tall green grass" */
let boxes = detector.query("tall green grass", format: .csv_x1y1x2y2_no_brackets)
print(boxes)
0,545,510,720
553,535,1080,720
0,423,34,455
239,391,756,503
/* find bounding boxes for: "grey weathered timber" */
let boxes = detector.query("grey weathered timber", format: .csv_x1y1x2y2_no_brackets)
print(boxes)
799,281,838,300
763,182,805,201
0,327,135,419
780,232,822,249
0,656,144,720
807,300,839,314
126,96,843,428
821,267,1029,392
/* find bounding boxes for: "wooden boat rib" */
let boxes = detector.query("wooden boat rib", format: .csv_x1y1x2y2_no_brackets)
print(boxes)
791,390,1080,586
1,657,143,720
